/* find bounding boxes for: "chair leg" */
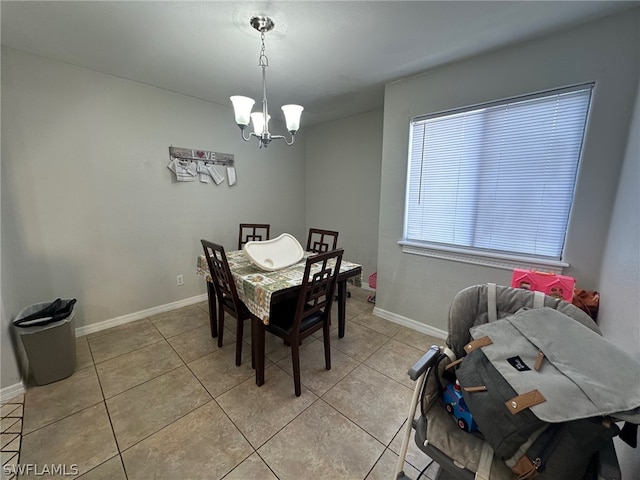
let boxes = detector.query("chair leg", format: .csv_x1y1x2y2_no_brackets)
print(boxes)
235,318,244,366
217,304,225,348
206,282,218,338
291,338,302,397
250,319,255,370
323,322,332,370
253,318,266,387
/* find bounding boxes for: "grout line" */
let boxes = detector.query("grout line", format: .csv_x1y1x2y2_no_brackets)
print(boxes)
242,371,323,453
19,392,103,437
88,332,165,367
17,291,420,479
0,394,24,478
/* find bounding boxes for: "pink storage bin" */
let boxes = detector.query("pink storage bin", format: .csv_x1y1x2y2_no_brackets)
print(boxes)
510,268,575,302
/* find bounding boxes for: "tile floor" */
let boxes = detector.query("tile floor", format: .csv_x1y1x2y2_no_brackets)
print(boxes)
2,288,444,479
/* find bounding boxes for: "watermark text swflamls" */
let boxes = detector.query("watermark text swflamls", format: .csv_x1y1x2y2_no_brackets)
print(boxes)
3,464,79,476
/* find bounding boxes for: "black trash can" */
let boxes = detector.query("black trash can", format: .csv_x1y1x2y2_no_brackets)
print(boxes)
13,299,77,385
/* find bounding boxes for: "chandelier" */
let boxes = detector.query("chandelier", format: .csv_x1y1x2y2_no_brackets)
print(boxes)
230,15,303,148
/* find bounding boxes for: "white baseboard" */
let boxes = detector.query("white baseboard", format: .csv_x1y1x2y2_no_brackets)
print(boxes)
0,381,25,403
4,297,435,398
373,306,447,340
1,295,208,397
75,294,208,337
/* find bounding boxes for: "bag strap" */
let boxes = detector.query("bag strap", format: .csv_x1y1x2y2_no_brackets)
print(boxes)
533,291,545,308
421,350,451,417
431,352,451,396
474,442,494,480
487,283,497,323
443,346,456,363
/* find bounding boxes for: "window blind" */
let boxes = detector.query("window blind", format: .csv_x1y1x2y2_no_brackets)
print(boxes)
404,84,593,260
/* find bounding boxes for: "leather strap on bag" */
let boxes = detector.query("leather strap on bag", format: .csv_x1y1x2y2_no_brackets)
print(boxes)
511,455,539,479
506,390,547,414
534,351,545,372
445,358,463,370
464,336,493,354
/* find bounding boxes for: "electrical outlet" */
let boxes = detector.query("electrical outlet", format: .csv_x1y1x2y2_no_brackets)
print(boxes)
176,275,184,286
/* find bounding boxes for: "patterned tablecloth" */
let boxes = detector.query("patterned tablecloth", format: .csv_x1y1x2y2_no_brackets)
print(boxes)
197,250,362,325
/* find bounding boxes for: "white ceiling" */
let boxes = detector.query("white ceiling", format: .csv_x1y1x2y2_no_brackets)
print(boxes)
1,1,636,126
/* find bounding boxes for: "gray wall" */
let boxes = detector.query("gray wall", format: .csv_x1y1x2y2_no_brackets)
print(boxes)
598,80,640,476
305,109,383,280
2,26,638,480
599,79,640,358
377,10,639,332
1,47,307,389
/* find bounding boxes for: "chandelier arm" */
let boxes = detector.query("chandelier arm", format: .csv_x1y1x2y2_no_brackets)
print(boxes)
240,128,254,142
270,134,296,146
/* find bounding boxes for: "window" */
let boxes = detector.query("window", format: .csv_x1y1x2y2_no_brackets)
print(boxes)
403,84,593,268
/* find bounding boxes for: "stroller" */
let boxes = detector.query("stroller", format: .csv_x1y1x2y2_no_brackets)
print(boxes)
394,283,640,480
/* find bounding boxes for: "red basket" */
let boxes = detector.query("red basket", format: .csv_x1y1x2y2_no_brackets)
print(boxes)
369,272,377,289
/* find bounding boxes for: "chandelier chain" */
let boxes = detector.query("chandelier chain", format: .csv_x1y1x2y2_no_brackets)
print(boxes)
258,31,269,68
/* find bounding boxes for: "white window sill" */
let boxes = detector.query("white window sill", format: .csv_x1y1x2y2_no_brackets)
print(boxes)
398,240,568,274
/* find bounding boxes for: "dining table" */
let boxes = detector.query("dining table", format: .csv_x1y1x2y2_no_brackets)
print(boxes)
196,249,362,385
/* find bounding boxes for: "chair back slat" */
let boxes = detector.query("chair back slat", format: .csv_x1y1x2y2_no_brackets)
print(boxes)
294,249,343,327
239,223,270,250
201,240,241,307
306,228,339,253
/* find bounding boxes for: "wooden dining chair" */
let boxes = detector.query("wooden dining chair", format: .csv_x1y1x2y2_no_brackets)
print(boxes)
238,223,270,250
306,228,338,253
201,239,252,366
264,248,343,396
306,228,350,299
